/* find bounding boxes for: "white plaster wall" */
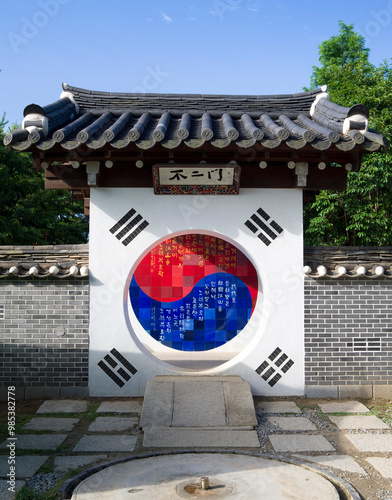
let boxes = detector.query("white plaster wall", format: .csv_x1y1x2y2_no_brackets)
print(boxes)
89,188,304,396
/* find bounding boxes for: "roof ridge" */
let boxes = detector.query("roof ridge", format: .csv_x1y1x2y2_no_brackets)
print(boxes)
62,83,324,101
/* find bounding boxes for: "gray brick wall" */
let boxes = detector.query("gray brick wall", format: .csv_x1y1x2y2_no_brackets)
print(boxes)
305,277,392,393
2,276,392,399
0,279,89,397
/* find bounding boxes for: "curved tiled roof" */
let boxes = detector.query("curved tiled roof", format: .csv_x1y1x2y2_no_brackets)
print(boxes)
3,84,389,153
0,245,89,278
304,246,392,278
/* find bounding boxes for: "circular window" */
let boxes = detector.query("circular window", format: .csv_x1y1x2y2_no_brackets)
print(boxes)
128,233,258,352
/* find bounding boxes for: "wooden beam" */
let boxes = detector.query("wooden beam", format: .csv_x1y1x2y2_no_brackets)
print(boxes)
84,197,90,216
44,159,348,191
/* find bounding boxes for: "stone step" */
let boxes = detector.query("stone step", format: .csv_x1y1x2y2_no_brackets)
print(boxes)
143,428,260,448
140,376,259,448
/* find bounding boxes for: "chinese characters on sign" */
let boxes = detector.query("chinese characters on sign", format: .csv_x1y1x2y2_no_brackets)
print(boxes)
153,165,241,194
160,167,233,185
129,233,258,351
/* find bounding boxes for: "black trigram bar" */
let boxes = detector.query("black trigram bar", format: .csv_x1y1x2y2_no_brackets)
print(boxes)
256,360,269,375
251,214,277,240
245,207,284,246
116,214,143,240
98,348,137,388
275,353,288,367
245,220,258,234
109,209,149,246
110,348,138,375
268,373,282,387
255,347,294,387
262,367,275,381
122,220,149,246
281,359,294,373
268,347,282,361
98,360,125,387
109,209,136,234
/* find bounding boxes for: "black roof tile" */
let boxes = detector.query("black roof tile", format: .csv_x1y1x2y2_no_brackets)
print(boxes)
4,84,389,154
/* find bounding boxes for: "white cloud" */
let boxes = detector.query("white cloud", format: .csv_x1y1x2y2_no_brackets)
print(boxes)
160,11,173,23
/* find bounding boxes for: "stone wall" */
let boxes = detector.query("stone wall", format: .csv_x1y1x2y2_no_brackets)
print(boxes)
0,279,89,400
304,277,392,399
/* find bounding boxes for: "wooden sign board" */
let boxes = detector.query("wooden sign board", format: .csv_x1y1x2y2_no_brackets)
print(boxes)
153,164,241,194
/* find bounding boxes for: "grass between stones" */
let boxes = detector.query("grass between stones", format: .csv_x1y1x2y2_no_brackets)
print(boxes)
36,457,55,474
0,402,101,446
366,399,392,426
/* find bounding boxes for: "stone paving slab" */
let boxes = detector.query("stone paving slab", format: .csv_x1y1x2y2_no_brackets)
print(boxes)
54,455,108,473
223,381,258,427
318,401,370,414
23,417,79,432
269,434,335,452
37,400,88,414
0,434,67,450
0,455,49,478
294,454,367,474
0,479,25,499
143,429,260,448
88,417,139,432
265,416,317,431
140,380,174,428
172,381,226,427
328,415,389,430
365,457,392,478
96,401,142,414
257,401,301,414
345,434,392,452
73,435,138,452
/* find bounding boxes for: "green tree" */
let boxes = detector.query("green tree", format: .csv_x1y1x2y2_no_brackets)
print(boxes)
0,115,88,245
304,22,392,246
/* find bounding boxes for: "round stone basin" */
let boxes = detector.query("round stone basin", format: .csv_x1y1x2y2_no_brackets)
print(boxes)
70,453,351,499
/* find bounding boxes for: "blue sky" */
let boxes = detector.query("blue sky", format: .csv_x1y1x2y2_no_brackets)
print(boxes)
1,0,392,127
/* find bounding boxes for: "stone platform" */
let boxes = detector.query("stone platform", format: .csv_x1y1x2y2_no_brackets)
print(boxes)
140,376,259,448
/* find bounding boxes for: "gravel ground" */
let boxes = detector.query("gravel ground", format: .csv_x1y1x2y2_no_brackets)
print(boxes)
255,400,392,500
26,473,64,496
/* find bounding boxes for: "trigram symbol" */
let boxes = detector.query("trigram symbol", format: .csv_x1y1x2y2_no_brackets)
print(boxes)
255,347,294,387
98,348,137,388
245,207,283,246
109,208,149,246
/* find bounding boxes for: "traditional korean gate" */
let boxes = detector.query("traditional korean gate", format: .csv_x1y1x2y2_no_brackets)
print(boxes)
5,83,387,396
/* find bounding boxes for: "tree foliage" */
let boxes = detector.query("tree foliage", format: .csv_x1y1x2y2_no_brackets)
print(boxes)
0,115,88,245
304,21,392,246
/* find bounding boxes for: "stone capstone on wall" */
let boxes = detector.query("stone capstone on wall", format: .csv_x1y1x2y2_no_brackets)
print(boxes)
0,245,89,278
